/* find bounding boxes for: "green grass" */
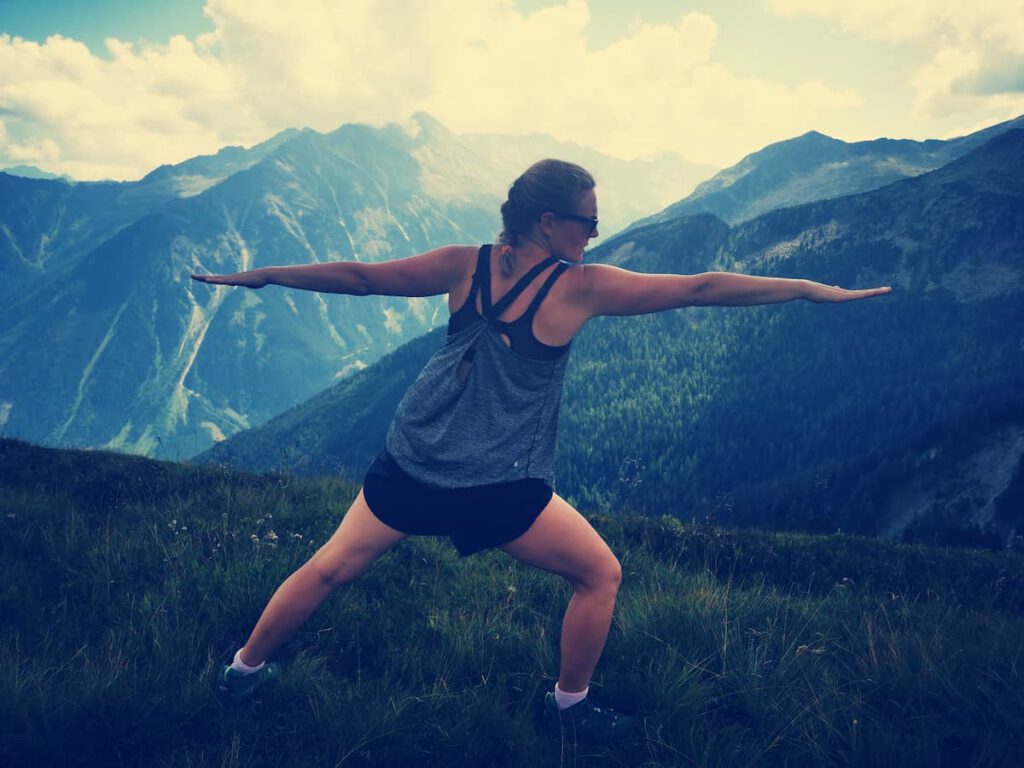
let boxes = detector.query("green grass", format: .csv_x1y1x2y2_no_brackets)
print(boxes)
1,437,1022,767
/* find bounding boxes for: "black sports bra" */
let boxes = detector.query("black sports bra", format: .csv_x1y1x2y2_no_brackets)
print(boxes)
447,244,571,361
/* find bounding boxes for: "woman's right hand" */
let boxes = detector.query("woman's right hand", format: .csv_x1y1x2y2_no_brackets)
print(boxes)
190,268,271,289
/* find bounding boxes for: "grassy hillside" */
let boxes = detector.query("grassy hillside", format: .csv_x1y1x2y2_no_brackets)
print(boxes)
2,437,1023,767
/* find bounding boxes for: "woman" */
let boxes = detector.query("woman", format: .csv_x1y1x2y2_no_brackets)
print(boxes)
191,159,890,741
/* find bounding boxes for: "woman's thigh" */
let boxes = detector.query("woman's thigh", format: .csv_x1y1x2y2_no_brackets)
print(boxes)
499,492,620,588
309,488,408,584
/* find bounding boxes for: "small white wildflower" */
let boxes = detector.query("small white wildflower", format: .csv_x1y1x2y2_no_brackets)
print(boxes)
251,534,259,543
265,530,278,542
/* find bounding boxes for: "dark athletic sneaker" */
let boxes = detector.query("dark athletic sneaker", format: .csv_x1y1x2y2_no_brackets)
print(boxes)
543,692,639,743
215,661,281,701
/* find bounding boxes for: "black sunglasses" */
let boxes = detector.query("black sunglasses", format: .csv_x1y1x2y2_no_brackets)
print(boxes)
551,211,599,235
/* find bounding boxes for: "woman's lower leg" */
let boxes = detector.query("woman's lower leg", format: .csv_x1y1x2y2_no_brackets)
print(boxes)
236,489,406,667
557,583,618,693
498,493,623,696
239,560,336,665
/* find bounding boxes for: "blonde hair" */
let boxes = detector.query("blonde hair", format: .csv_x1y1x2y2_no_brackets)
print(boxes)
498,159,595,276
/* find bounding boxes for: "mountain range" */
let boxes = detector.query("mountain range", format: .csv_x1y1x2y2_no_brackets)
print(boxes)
0,165,76,182
0,114,707,460
4,112,1023,543
196,126,1024,545
622,115,1024,229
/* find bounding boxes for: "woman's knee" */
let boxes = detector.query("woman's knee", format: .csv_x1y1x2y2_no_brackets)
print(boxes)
308,546,366,588
306,490,404,588
602,555,623,593
573,552,622,597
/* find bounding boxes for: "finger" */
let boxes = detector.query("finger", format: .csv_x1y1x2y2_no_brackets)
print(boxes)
856,286,891,299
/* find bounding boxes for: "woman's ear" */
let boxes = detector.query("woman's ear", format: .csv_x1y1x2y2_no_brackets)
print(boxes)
538,211,555,237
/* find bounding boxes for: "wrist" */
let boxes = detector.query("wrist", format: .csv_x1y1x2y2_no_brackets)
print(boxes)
798,279,818,301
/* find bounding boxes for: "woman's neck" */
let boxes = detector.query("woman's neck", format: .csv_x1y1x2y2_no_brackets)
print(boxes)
508,234,552,264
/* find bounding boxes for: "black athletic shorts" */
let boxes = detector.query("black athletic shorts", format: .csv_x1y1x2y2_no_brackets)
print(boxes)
362,450,553,557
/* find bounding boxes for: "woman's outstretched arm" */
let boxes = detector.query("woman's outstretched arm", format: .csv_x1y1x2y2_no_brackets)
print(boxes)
575,264,891,317
190,245,473,297
698,271,892,306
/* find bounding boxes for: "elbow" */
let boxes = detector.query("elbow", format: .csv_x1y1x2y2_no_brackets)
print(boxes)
348,263,372,296
691,272,716,306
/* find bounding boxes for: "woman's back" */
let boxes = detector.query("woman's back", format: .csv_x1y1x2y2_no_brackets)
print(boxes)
386,244,575,488
445,242,587,353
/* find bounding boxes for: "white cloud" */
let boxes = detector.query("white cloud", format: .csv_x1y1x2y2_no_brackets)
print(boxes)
912,47,981,119
7,137,61,164
0,32,240,179
769,0,1024,122
769,0,1024,48
0,1,866,179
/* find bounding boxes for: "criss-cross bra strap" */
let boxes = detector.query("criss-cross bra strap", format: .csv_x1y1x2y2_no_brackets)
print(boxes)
521,261,569,321
465,244,488,301
484,254,561,319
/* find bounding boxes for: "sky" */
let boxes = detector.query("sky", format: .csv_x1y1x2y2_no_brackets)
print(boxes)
1,0,1022,180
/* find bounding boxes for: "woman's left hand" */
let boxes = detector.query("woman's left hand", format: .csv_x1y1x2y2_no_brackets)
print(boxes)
805,281,892,302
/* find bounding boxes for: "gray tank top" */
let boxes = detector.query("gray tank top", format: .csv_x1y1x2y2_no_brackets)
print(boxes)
385,245,573,488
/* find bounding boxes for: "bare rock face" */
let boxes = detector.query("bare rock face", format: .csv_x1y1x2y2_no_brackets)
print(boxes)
879,426,1024,541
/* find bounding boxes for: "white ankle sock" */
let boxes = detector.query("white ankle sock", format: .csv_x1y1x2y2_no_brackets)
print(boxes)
554,682,589,710
230,647,265,675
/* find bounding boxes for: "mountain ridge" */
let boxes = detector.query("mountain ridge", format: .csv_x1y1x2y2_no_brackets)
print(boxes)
617,114,1024,234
